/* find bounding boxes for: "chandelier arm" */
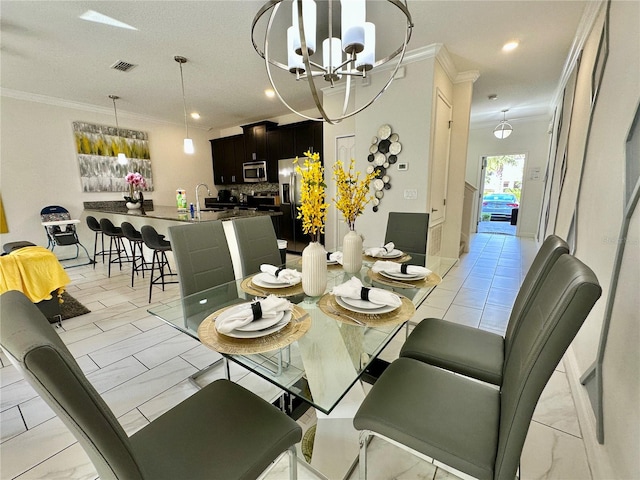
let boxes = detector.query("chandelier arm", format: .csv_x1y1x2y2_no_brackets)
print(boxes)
373,0,414,68
342,58,353,117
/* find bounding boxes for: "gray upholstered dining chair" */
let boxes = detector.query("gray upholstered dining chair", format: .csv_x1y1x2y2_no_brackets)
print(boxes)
354,254,601,480
168,221,237,332
400,234,569,385
231,216,283,277
0,290,302,480
384,212,429,266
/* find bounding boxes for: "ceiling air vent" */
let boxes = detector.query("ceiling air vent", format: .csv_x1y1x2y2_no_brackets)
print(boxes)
110,60,137,72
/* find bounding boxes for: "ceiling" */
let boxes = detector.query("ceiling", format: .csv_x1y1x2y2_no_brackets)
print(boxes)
1,1,588,133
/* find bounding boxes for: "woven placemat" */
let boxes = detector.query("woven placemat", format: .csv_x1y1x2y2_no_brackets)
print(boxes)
367,269,442,289
240,275,304,297
317,293,415,327
363,253,412,264
197,304,311,355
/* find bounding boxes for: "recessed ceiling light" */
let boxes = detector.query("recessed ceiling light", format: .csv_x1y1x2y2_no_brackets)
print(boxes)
502,41,519,52
488,94,498,101
264,89,276,98
79,10,137,30
190,112,201,120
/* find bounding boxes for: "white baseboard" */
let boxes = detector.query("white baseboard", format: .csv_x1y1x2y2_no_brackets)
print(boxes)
563,346,615,479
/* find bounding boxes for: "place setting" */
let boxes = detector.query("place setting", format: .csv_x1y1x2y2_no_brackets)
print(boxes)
368,260,442,289
240,263,304,297
318,277,415,327
363,242,412,263
197,294,312,354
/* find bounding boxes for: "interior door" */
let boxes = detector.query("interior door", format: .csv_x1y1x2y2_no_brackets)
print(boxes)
429,90,452,225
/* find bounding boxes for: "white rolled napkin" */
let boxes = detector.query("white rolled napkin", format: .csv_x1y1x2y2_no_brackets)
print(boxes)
215,295,292,334
371,260,431,277
364,242,395,258
327,251,343,264
260,264,302,284
331,277,402,308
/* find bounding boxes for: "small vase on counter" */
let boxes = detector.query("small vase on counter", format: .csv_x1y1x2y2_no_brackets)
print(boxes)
342,229,363,274
301,241,327,297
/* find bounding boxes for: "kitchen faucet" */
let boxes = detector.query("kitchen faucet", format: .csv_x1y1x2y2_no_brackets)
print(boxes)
195,183,212,217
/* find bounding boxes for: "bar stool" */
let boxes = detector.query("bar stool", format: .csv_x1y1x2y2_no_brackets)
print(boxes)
86,216,106,268
141,225,178,303
121,222,148,288
99,218,129,278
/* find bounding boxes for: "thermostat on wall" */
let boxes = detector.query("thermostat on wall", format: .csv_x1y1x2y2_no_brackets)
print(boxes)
397,163,408,171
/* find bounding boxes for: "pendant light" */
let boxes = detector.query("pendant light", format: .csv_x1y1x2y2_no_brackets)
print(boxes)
494,109,513,139
175,56,194,154
109,95,128,165
251,0,413,125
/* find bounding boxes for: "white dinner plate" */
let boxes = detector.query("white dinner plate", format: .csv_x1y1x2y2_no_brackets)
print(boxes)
370,248,403,259
252,272,301,289
236,310,286,331
223,314,292,339
336,295,398,314
379,270,426,281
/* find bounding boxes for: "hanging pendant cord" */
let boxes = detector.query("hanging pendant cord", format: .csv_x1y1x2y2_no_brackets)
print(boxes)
179,61,189,138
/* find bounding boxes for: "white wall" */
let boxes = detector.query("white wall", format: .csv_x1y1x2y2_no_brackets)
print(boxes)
0,95,214,249
466,117,550,238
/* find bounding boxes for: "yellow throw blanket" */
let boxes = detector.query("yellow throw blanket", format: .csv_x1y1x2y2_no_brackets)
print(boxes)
0,246,71,303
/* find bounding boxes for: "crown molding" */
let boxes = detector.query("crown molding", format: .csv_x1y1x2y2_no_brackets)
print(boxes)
0,87,209,131
455,70,480,84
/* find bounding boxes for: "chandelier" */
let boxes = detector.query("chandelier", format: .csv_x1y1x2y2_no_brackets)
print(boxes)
251,0,413,124
175,56,195,154
494,109,513,139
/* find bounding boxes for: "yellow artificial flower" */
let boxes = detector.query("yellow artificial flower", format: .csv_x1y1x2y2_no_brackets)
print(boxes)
333,159,377,231
294,151,329,242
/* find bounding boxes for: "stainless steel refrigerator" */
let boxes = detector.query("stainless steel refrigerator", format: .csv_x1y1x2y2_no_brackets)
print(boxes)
278,158,314,254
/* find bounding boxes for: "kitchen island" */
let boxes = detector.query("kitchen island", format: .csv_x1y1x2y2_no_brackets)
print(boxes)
81,205,283,279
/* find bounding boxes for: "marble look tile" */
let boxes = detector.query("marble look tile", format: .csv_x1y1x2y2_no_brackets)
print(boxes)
134,333,200,369
20,395,56,429
436,274,466,292
461,275,492,292
1,378,39,411
100,356,197,417
411,304,447,323
533,371,582,437
486,286,519,309
89,324,179,368
1,406,26,443
57,323,103,345
521,421,591,480
491,274,521,291
86,356,148,393
179,343,224,371
117,408,149,436
236,371,285,405
442,305,483,328
0,416,76,479
93,307,152,332
468,266,496,278
75,355,100,375
14,443,97,480
0,363,23,388
494,265,521,279
497,257,521,268
132,314,166,331
67,324,142,359
0,348,9,367
479,304,511,334
452,287,489,309
137,379,199,422
264,453,325,480
422,288,458,311
346,436,438,480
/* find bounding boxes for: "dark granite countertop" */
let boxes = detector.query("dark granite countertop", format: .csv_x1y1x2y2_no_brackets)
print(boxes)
84,205,282,223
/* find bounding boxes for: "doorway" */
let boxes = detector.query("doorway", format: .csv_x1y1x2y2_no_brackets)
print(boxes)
477,153,526,235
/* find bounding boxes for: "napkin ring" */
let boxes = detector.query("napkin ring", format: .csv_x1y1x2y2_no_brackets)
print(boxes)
400,264,409,274
360,287,371,301
251,302,263,320
275,267,285,277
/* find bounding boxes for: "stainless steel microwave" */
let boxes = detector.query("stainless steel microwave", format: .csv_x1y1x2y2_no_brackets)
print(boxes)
243,161,267,183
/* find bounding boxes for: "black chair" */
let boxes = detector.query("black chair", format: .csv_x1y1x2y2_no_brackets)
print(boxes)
86,215,107,268
141,225,177,303
384,212,429,266
0,290,302,480
400,234,569,386
354,254,601,480
40,205,91,263
99,218,129,278
121,222,148,288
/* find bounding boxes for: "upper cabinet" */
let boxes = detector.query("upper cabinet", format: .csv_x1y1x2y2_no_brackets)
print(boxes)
211,120,323,185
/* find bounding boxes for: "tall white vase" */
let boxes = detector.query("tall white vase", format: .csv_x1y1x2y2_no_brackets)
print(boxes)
342,229,363,273
302,241,327,297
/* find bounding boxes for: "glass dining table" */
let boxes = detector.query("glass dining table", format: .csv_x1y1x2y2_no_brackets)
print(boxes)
147,258,442,416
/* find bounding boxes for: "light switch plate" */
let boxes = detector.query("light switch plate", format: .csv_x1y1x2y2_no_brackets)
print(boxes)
397,163,408,171
404,189,417,200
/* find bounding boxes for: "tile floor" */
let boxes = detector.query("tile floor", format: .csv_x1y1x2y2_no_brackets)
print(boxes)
0,233,592,479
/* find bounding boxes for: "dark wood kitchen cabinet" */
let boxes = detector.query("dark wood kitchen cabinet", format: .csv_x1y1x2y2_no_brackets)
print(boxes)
210,134,244,185
242,121,277,163
293,120,323,159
